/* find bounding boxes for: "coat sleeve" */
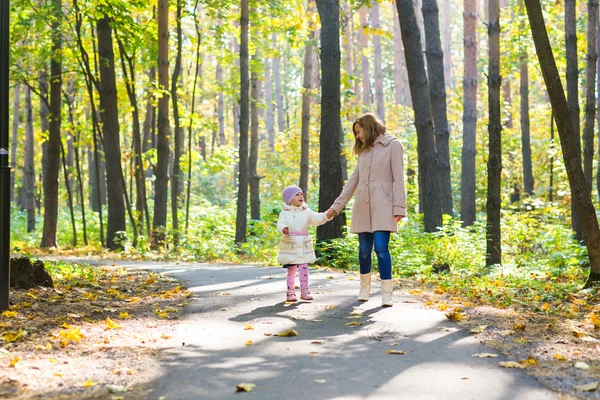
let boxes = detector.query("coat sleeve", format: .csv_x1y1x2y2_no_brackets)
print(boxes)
391,140,407,217
276,211,288,235
330,162,360,215
308,209,332,227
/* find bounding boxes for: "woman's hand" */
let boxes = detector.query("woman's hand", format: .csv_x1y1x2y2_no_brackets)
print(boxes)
394,215,405,223
282,227,289,235
326,209,337,219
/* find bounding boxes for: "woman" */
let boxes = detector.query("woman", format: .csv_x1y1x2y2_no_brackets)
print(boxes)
328,113,406,307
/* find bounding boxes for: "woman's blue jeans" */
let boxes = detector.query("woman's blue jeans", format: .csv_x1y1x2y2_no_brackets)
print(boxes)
358,231,392,280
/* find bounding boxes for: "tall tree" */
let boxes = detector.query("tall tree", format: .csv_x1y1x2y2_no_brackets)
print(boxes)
97,14,126,250
486,0,502,266
359,7,371,107
392,2,409,106
519,0,534,195
583,0,598,192
171,0,184,245
566,0,582,240
272,33,285,133
10,84,20,203
154,0,170,246
300,5,315,196
372,1,385,123
397,0,442,232
40,0,62,248
443,0,452,84
249,47,261,221
235,0,250,245
265,58,275,149
524,0,600,287
316,0,345,241
422,0,453,216
461,0,478,226
22,86,35,232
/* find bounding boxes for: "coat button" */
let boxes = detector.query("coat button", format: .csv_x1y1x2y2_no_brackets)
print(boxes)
365,199,369,204
366,165,370,169
364,181,368,186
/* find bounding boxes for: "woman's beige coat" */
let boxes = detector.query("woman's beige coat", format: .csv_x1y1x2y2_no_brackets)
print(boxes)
277,202,330,265
330,133,406,233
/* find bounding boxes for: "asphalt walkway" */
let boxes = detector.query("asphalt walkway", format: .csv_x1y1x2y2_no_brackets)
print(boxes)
126,263,559,400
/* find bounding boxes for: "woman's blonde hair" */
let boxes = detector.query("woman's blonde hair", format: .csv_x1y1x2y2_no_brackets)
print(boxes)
352,113,386,155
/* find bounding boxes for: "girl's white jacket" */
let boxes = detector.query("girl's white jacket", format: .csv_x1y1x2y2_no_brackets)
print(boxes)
276,202,331,265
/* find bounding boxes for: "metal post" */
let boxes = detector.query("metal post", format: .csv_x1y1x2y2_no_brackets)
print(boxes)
0,0,10,311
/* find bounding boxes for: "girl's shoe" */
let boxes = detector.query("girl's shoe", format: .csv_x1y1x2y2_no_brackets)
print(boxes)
300,288,313,300
287,289,297,302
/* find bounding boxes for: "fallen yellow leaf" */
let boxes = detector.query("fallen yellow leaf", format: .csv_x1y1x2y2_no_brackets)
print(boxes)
236,383,256,392
573,381,599,392
513,323,526,331
276,329,298,337
499,361,526,369
2,310,17,318
245,340,252,346
346,321,363,326
554,354,569,361
386,350,406,355
9,356,20,367
244,324,254,330
3,328,23,343
119,312,131,319
105,317,120,330
469,325,489,334
445,311,463,321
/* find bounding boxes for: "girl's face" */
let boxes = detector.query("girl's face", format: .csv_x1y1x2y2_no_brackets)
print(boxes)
291,191,304,207
354,124,364,142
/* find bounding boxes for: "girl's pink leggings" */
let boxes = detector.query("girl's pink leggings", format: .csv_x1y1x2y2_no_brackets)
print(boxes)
286,264,309,290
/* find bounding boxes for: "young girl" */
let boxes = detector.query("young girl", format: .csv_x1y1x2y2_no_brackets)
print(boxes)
277,185,334,302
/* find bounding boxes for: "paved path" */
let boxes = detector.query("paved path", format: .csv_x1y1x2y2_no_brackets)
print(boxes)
107,262,559,400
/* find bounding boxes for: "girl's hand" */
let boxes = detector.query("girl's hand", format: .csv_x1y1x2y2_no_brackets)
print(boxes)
326,209,337,219
282,227,289,235
394,215,405,223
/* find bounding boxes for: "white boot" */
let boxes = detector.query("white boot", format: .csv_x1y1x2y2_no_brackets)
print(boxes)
381,279,393,307
358,272,371,301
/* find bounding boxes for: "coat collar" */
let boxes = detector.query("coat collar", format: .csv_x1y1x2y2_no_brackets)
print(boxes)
374,133,396,147
283,202,309,211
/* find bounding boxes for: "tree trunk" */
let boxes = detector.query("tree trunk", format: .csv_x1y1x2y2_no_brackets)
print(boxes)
154,0,170,247
171,0,184,246
186,2,202,234
10,84,20,203
143,67,156,155
41,0,62,249
265,58,275,149
524,0,600,286
583,0,598,192
316,0,345,241
443,0,452,85
566,0,582,240
273,34,285,133
300,20,314,196
236,0,250,245
519,0,534,195
60,136,77,247
23,86,35,232
343,1,355,114
461,0,478,226
217,60,225,146
550,111,555,202
486,0,502,266
372,2,385,123
359,7,371,107
397,0,443,232
97,15,126,250
597,24,600,201
393,2,407,106
249,47,261,221
422,0,453,216
116,37,150,240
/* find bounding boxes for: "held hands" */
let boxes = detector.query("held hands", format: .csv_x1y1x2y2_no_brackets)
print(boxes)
326,209,337,219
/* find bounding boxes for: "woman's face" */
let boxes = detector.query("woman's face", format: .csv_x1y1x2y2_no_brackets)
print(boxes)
354,124,364,142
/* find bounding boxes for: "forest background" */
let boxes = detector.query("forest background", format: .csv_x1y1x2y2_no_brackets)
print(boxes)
7,0,600,308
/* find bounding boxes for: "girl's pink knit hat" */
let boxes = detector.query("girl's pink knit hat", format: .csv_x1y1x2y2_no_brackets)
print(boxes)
282,185,303,205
